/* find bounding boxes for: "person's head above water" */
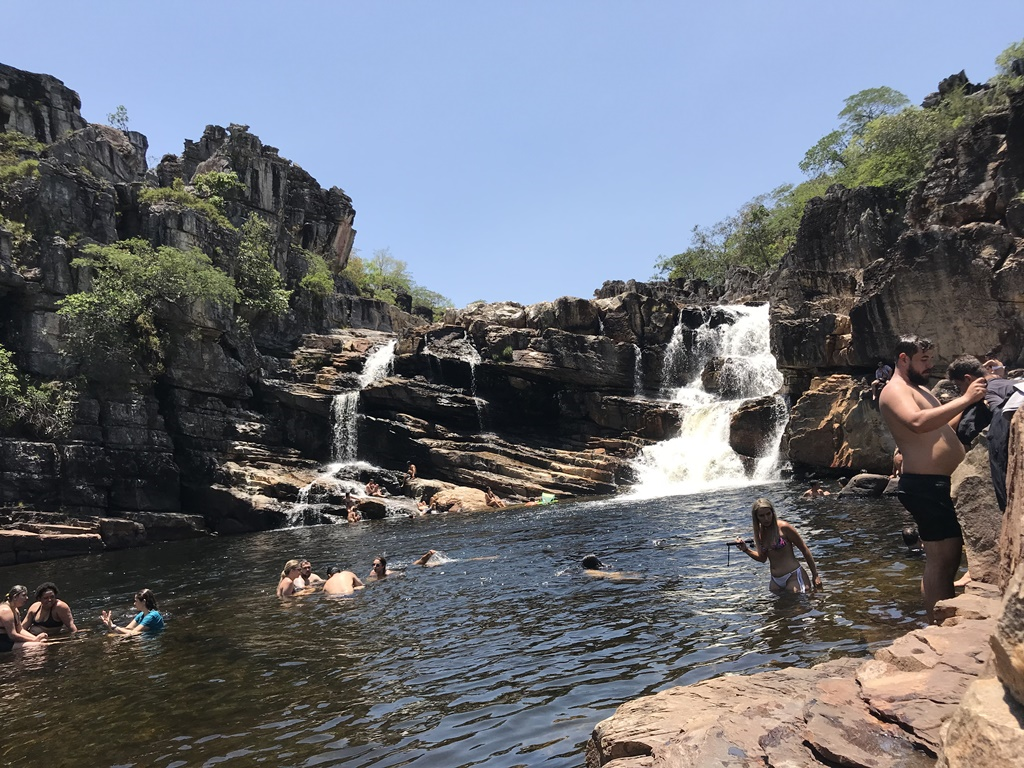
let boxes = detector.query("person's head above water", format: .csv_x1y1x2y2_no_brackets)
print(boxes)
581,555,603,570
902,526,922,549
809,480,820,488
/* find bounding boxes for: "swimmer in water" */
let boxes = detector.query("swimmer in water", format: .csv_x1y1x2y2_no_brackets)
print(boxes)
23,582,78,635
735,498,822,594
322,567,365,595
580,555,643,582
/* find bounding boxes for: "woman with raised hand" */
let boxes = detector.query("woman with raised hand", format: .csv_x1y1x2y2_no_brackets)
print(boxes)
101,589,164,635
735,498,822,594
23,582,78,635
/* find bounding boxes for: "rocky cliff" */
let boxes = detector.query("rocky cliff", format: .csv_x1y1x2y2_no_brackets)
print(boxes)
773,87,1024,475
2,63,775,555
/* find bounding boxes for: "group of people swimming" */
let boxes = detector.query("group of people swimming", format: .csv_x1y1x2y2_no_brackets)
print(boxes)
276,551,441,598
0,582,163,651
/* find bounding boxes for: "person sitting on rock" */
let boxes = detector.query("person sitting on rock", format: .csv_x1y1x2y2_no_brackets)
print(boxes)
871,360,893,400
406,463,417,482
484,486,506,508
365,479,386,497
891,448,903,479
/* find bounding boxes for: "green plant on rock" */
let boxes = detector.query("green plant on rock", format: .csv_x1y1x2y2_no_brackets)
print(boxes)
340,247,453,317
236,213,291,315
106,105,130,132
0,158,39,185
0,343,77,438
57,238,238,375
192,170,246,211
298,248,335,298
139,178,235,230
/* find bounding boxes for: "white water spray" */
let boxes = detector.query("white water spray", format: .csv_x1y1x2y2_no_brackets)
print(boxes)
632,304,786,498
331,340,397,462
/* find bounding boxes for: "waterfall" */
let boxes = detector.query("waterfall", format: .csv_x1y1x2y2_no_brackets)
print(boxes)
631,304,786,497
423,336,487,432
331,340,398,463
633,344,644,396
331,392,360,462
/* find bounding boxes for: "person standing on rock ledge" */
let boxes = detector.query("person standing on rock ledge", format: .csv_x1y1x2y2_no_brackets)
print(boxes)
879,335,986,623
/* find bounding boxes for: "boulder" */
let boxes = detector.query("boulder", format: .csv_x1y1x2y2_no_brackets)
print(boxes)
840,473,892,497
937,677,1024,768
729,396,786,458
98,518,147,550
951,439,1003,584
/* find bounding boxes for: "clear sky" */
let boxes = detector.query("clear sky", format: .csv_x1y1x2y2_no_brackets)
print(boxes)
5,2,1023,308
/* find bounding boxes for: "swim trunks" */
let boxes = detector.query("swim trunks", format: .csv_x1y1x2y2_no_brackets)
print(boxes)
897,473,962,541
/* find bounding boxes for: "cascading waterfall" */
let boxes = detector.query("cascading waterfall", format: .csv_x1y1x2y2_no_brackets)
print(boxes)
632,304,786,498
331,340,397,462
633,344,644,396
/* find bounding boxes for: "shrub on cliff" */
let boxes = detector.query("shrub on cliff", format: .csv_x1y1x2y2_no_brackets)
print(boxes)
0,343,76,438
236,213,291,315
341,247,453,318
57,239,238,375
139,178,235,231
298,248,335,297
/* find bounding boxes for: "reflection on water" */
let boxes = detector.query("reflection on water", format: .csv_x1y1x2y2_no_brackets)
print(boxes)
0,486,925,767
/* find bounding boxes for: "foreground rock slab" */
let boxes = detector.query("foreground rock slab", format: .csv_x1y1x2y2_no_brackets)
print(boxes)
586,588,999,767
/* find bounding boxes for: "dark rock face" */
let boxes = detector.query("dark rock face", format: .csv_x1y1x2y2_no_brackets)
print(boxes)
0,63,87,143
776,89,1024,473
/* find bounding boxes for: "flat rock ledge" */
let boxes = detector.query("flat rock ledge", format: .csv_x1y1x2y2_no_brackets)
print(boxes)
586,585,1001,768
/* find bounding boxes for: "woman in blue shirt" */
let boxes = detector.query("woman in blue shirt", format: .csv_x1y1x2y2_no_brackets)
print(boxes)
101,589,164,634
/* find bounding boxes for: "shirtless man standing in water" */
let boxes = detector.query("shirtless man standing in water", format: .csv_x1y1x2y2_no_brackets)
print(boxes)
879,335,987,622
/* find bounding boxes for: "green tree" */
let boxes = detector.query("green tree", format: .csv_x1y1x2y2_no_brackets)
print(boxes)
837,86,910,136
0,343,77,437
107,105,130,132
192,170,245,211
298,249,335,297
57,239,238,374
236,214,291,315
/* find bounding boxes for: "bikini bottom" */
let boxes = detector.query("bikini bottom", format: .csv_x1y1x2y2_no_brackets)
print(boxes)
770,567,806,592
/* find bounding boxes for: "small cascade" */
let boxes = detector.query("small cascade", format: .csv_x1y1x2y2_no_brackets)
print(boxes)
424,335,487,432
632,344,644,397
632,304,786,497
331,392,360,462
331,340,398,462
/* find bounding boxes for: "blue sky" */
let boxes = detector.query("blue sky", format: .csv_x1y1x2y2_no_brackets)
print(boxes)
5,2,1023,308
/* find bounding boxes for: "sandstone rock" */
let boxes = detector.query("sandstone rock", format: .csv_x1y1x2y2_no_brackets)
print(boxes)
951,440,1003,584
992,566,1024,707
1001,408,1024,589
937,677,1024,768
119,511,208,541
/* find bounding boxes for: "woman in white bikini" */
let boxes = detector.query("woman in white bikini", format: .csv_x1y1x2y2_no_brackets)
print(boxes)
735,498,822,594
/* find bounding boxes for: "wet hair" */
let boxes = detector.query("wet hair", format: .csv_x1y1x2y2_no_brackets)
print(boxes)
135,589,158,612
809,479,820,487
34,582,59,600
299,560,312,570
901,526,922,551
326,566,341,577
374,555,387,570
893,335,933,360
581,555,603,569
4,585,28,602
947,355,985,382
750,498,778,542
280,559,302,579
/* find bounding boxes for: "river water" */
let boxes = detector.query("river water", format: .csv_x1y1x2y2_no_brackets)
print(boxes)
0,485,926,768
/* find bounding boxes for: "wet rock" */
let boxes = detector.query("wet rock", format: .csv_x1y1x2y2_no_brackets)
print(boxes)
839,473,891,497
98,518,147,550
729,395,786,458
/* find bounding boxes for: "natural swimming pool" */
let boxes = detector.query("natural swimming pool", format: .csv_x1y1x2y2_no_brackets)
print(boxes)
0,484,925,767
